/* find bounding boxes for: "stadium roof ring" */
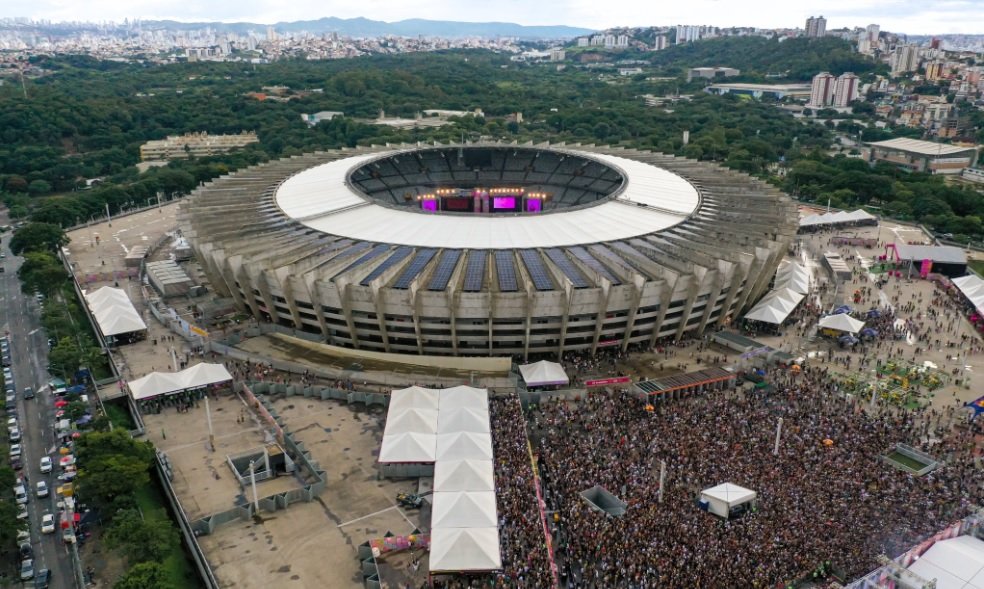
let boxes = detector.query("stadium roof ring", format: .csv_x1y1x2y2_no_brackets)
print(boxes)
182,142,797,358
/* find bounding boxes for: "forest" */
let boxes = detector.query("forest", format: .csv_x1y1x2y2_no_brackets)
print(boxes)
0,41,979,239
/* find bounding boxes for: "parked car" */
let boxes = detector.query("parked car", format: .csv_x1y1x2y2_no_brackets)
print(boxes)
10,443,22,458
39,456,52,473
11,456,23,470
19,542,32,559
9,426,21,442
40,513,55,534
17,505,28,519
14,484,28,504
36,481,48,498
34,569,49,589
20,558,34,580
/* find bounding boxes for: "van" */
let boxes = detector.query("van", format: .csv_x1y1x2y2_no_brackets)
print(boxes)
14,484,28,505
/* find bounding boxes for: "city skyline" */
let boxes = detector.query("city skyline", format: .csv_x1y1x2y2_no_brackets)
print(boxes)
5,0,984,35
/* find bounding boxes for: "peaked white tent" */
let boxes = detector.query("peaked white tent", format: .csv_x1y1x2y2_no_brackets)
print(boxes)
799,209,877,228
433,459,495,492
429,527,502,572
906,535,984,589
431,491,498,529
377,432,436,463
129,363,233,401
436,432,494,461
388,386,440,412
437,408,491,434
774,261,810,295
700,483,757,519
518,360,570,387
953,275,984,317
818,313,866,334
85,286,147,337
743,288,805,325
438,386,489,411
385,409,439,436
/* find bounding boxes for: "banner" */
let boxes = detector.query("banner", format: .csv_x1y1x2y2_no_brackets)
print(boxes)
584,376,632,387
370,534,429,557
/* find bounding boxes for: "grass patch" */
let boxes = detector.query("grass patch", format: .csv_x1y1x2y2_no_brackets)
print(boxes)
969,259,984,276
886,450,930,472
105,402,136,430
134,482,202,588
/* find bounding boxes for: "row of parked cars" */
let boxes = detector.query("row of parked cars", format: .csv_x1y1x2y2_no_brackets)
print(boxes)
3,334,52,587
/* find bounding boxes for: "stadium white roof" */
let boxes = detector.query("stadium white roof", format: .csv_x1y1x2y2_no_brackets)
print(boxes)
868,138,976,157
129,363,233,401
84,286,147,337
275,149,700,249
906,535,984,589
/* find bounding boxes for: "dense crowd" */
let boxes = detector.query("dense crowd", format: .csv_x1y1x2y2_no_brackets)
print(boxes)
526,369,978,588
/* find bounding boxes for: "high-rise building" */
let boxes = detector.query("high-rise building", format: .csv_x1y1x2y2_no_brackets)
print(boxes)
866,24,880,43
809,72,836,107
676,25,702,44
805,16,827,38
891,44,920,75
925,61,945,81
833,72,860,107
654,35,668,51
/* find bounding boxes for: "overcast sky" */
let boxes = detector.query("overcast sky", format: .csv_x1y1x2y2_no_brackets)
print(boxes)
9,0,984,35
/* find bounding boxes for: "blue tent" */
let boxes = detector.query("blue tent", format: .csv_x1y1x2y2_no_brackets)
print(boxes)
838,334,859,346
860,327,878,338
866,309,881,319
833,305,852,315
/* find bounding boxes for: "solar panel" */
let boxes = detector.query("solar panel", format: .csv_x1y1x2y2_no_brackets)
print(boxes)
393,249,438,289
494,251,518,292
519,250,554,291
428,250,462,291
337,243,389,278
464,251,487,292
544,248,590,288
569,247,622,285
359,246,413,286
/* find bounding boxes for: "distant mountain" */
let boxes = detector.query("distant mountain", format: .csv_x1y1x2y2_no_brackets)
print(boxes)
141,17,595,40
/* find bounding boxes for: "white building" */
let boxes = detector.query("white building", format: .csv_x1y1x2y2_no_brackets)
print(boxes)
891,44,920,75
654,35,668,51
805,16,827,38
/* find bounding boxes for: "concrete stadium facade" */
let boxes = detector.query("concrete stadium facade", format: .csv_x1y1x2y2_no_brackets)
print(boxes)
181,143,797,359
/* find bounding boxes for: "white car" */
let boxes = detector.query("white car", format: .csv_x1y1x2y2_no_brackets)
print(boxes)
6,417,16,430
39,456,52,474
10,443,22,458
17,505,28,520
9,427,20,442
36,481,48,498
40,513,55,534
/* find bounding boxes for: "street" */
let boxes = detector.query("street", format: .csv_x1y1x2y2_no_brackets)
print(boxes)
2,215,76,589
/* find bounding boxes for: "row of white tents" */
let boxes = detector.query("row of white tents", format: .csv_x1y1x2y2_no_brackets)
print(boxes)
84,286,147,338
799,209,877,228
743,261,810,325
378,386,501,573
952,275,984,318
128,363,234,401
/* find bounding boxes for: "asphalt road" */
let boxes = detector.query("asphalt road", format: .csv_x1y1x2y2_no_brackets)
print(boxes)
2,217,75,589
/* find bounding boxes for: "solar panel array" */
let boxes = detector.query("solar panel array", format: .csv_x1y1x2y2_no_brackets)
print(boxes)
544,248,590,288
464,251,487,292
569,246,622,285
519,250,555,291
428,250,462,291
359,246,413,286
338,243,391,278
495,251,519,292
393,248,438,289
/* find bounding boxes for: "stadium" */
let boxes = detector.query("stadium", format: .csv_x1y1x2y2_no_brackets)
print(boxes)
181,143,797,358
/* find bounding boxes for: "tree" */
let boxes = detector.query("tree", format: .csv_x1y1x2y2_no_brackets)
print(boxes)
75,429,155,512
9,222,70,255
18,251,67,296
105,509,179,564
114,562,171,589
66,400,89,422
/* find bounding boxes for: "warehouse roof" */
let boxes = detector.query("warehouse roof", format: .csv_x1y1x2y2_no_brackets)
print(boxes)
867,138,976,157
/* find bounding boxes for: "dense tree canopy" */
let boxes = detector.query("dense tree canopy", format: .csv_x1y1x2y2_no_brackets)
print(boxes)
75,429,155,512
9,222,69,254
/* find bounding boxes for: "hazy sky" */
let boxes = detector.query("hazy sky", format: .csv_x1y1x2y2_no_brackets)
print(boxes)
9,0,984,35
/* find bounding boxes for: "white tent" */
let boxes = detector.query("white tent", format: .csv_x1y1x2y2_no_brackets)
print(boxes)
377,432,436,463
437,408,491,434
429,527,502,572
438,386,489,411
743,288,805,325
799,209,877,228
774,261,810,295
384,408,439,436
700,483,757,519
388,386,440,412
433,460,495,492
84,286,147,337
953,275,984,317
518,360,570,387
129,363,233,401
818,313,866,334
906,535,984,589
431,491,498,529
436,432,494,461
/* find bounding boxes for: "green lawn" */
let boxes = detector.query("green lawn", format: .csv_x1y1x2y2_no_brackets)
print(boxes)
969,259,984,277
134,482,202,588
105,403,136,430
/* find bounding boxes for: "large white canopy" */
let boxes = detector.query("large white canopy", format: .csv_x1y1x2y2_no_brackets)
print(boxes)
744,288,805,325
384,408,439,436
429,527,502,573
436,432,494,461
388,386,440,412
799,209,876,227
85,286,147,337
518,360,570,387
433,460,495,492
437,408,491,434
818,313,866,334
431,491,498,529
438,386,489,410
275,149,700,249
774,261,810,295
377,432,436,463
906,535,984,589
953,275,984,317
129,363,232,401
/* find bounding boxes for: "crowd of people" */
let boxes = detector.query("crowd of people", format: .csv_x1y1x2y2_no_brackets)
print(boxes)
525,370,978,588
